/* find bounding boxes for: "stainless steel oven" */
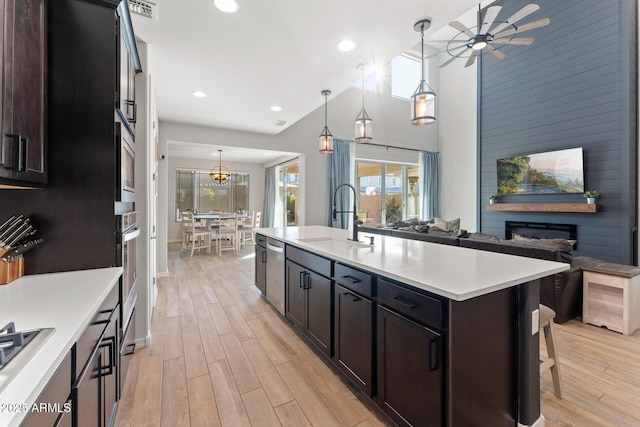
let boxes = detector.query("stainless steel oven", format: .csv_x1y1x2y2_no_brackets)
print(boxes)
116,122,135,203
116,211,138,333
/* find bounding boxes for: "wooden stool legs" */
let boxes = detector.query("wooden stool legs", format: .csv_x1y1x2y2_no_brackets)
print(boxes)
539,304,563,399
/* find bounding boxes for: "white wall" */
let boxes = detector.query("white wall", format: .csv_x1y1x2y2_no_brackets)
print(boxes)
166,156,264,242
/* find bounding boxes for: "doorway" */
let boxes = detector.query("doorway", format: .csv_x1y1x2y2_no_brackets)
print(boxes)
277,161,299,227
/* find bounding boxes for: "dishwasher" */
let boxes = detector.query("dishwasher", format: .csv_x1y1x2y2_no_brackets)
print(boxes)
266,238,285,315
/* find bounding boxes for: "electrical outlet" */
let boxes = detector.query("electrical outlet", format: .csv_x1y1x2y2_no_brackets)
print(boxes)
532,308,540,336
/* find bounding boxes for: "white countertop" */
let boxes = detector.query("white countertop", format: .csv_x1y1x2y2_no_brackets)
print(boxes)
256,226,569,301
0,267,122,427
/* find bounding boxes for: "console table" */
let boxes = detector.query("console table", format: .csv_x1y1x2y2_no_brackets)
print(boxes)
582,262,640,335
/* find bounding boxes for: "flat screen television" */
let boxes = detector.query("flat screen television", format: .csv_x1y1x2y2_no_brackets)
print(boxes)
497,147,584,195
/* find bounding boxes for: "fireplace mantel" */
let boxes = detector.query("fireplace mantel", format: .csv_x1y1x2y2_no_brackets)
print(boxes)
486,203,599,213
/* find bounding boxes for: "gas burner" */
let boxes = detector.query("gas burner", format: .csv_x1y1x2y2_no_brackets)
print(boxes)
0,322,42,370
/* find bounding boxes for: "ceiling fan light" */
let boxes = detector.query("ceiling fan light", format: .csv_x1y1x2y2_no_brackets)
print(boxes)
472,40,487,50
410,82,436,126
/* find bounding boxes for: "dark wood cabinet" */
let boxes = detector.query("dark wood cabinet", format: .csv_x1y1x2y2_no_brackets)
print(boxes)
0,0,47,186
116,1,141,134
334,283,374,396
21,350,72,427
255,236,266,295
285,258,332,356
119,308,136,395
377,305,443,427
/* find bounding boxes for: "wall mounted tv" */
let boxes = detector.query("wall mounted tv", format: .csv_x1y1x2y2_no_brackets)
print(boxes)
497,147,584,195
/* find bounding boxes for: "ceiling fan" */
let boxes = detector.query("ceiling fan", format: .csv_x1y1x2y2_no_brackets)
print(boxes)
439,3,550,68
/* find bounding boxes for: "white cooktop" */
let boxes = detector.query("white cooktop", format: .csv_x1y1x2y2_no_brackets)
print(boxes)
256,225,568,301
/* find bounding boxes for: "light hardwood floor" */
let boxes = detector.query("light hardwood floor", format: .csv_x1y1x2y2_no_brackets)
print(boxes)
114,243,640,427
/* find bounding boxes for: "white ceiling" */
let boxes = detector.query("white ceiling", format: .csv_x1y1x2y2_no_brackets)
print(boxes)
130,0,482,140
167,140,297,163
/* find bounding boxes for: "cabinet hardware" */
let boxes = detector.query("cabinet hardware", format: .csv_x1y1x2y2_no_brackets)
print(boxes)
303,272,311,289
262,251,267,263
340,275,362,284
299,271,305,288
342,291,361,302
98,336,116,376
3,134,21,169
429,338,440,371
123,342,136,356
17,137,27,172
125,99,137,123
391,296,417,309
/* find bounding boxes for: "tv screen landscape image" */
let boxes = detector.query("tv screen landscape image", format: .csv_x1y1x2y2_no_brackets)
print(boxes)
497,147,584,195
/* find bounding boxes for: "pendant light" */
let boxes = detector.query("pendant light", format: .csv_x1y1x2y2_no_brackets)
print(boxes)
354,64,372,143
319,90,334,154
411,18,436,126
210,149,231,185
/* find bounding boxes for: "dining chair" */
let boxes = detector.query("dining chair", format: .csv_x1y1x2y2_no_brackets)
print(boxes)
213,214,239,256
239,211,256,246
181,214,211,257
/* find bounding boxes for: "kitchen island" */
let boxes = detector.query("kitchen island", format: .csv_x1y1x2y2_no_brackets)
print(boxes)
255,225,568,427
0,267,122,427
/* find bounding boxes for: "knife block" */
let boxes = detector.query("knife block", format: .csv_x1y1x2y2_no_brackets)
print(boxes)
0,248,24,285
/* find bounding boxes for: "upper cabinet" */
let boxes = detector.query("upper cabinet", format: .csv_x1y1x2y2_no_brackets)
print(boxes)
116,1,141,135
0,0,47,187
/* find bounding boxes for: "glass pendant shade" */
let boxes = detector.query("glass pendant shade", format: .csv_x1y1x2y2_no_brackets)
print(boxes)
319,127,334,154
410,81,436,125
319,90,334,154
354,64,372,143
411,18,436,126
210,150,231,185
354,109,372,143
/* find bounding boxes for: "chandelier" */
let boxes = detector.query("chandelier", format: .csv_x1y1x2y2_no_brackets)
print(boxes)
210,149,231,185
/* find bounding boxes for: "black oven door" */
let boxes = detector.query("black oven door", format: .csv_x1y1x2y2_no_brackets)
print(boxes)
116,122,135,203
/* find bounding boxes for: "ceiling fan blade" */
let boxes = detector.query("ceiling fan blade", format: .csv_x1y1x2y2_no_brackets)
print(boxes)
489,4,540,35
465,51,478,68
428,40,468,44
440,54,462,68
492,37,535,46
480,6,502,34
493,18,550,38
485,46,506,61
449,21,475,38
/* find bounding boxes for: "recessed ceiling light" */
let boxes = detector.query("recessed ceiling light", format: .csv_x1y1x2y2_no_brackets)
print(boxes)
214,0,239,13
193,91,207,98
337,39,356,52
270,105,282,112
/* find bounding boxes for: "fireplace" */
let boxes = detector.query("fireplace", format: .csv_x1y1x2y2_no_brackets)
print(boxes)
505,221,578,249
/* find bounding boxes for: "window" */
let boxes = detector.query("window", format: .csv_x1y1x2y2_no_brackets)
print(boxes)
277,162,299,227
175,169,249,219
391,54,426,101
357,161,420,225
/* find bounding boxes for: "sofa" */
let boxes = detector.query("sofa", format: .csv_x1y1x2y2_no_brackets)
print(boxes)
361,221,601,323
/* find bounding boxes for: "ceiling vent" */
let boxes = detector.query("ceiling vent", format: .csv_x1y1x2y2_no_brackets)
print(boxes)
129,0,156,19
273,120,288,127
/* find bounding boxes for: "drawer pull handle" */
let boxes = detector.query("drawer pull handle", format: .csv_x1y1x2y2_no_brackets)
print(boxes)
261,251,267,263
429,338,440,371
342,291,361,302
391,296,417,309
341,275,362,284
303,272,311,290
124,342,136,356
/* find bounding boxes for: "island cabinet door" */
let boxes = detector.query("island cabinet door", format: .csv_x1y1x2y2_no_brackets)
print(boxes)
306,270,332,357
285,260,306,330
334,283,374,396
376,305,443,427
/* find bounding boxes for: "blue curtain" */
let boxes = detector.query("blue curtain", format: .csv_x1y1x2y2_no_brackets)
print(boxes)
420,151,440,219
263,166,276,227
328,139,352,229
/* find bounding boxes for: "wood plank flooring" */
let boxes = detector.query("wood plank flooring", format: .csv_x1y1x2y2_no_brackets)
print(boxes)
114,243,640,427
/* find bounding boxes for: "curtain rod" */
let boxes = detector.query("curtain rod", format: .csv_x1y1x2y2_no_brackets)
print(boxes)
358,142,437,154
272,156,300,168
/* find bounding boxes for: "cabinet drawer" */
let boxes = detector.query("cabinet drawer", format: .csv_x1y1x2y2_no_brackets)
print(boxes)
378,279,443,330
334,263,374,298
286,245,331,278
21,351,72,427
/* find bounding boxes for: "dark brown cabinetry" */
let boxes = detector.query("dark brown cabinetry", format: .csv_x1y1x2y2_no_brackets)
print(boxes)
119,308,136,395
0,0,47,186
285,246,332,356
255,234,266,295
334,283,374,396
116,3,141,134
20,350,72,427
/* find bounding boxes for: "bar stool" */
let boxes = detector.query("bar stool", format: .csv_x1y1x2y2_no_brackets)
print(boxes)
539,304,563,398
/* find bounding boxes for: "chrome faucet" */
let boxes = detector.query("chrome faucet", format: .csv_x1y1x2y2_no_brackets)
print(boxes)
332,183,362,242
